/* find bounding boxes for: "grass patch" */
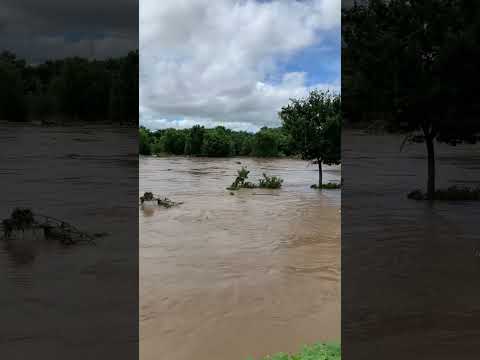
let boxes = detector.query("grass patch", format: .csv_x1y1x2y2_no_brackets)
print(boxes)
407,186,480,201
311,183,341,190
248,343,340,360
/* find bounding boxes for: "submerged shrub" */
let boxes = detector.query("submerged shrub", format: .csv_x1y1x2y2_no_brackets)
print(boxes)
243,181,257,189
408,186,480,201
227,166,252,190
10,208,35,229
258,173,283,189
311,182,341,190
228,167,284,190
139,192,183,207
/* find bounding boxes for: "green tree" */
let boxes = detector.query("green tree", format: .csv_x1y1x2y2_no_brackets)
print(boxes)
0,52,27,121
139,127,152,155
280,90,341,187
188,125,205,155
253,127,279,157
343,0,480,198
202,126,232,157
160,129,187,155
0,51,138,124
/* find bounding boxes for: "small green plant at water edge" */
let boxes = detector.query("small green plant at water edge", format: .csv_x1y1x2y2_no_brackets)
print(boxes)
258,173,283,189
247,342,340,360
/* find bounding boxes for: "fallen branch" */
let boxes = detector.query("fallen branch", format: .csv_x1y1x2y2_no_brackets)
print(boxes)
1,208,96,245
140,192,183,208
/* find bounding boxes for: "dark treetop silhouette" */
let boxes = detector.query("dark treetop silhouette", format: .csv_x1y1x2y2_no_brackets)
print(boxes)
0,50,138,124
343,0,480,198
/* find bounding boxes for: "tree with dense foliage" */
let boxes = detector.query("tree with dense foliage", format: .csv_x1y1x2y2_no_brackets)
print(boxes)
138,125,297,158
253,127,280,157
343,0,480,198
0,50,138,124
201,126,233,157
160,128,188,155
139,127,152,155
0,52,27,121
186,125,205,155
279,90,341,188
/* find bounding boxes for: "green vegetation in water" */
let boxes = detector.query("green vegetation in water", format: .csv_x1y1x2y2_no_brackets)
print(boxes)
258,173,283,189
408,186,480,201
311,183,341,190
1,208,95,245
157,197,183,208
139,192,183,208
227,167,283,190
247,343,340,360
227,167,255,190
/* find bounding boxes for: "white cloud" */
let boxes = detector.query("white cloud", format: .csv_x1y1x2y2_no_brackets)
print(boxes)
140,0,340,130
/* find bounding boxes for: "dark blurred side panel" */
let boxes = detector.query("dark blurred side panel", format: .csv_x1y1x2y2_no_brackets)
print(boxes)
0,1,139,359
342,1,480,359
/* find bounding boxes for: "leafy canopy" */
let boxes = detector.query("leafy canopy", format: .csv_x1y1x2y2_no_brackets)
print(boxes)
279,90,341,165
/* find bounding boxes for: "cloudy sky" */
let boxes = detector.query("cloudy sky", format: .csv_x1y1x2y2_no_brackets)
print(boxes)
140,0,340,132
0,0,138,63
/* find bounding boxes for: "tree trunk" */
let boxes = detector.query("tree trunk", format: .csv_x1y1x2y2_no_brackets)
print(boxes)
425,136,435,199
318,159,322,188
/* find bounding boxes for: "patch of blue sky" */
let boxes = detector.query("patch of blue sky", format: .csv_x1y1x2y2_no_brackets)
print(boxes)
265,28,340,87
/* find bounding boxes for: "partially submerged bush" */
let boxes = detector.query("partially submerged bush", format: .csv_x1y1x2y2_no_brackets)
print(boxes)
227,166,251,190
157,197,183,208
227,167,284,190
258,173,283,189
311,182,341,190
407,189,424,200
243,181,257,189
10,208,35,229
247,342,340,360
2,208,36,238
141,192,155,201
139,192,183,208
408,186,480,201
2,208,95,245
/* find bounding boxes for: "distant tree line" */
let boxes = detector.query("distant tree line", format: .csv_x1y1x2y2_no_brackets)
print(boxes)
139,125,296,158
0,50,138,124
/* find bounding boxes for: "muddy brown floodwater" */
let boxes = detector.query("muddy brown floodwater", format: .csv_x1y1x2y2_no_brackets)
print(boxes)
140,157,341,360
0,124,138,359
342,130,480,360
